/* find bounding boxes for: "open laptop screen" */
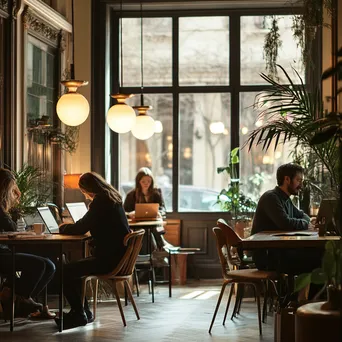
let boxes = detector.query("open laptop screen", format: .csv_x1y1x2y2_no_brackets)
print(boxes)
135,203,159,220
66,202,88,223
37,207,59,233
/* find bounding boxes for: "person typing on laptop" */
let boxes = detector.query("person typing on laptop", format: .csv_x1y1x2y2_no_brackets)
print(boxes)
123,167,173,251
56,172,130,330
251,163,322,275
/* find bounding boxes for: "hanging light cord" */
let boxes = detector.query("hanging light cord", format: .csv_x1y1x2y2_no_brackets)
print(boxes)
119,0,123,90
140,0,144,105
70,0,75,79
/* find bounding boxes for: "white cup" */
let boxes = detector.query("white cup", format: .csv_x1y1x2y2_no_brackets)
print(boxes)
33,223,46,235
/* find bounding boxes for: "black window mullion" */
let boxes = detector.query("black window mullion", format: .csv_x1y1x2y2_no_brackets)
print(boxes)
172,15,179,213
230,14,240,154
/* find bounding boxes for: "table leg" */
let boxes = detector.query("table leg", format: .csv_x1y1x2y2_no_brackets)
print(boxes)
168,251,172,297
59,244,64,332
10,245,15,332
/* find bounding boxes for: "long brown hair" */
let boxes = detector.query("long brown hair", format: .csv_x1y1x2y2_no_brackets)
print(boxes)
0,168,17,212
135,167,155,203
79,172,122,205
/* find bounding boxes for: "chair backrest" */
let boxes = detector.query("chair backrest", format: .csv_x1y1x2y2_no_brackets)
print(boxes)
217,218,242,246
212,227,234,278
108,229,145,277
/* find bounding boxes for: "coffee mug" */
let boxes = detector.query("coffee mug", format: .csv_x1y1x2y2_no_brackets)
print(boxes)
33,223,46,235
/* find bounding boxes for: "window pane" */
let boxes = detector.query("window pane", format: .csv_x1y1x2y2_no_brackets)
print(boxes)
179,17,229,86
178,93,230,212
241,16,304,85
122,18,172,87
239,92,293,201
120,94,173,210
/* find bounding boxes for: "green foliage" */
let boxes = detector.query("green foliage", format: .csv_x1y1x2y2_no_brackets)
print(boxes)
217,147,257,220
9,164,52,220
245,65,339,193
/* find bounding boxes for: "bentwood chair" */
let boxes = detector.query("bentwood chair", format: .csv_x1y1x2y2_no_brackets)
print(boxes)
81,229,145,326
209,225,277,335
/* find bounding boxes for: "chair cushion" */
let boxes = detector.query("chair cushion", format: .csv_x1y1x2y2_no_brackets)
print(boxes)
227,268,277,280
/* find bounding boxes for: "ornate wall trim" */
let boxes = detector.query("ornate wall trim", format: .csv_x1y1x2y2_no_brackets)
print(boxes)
0,0,8,13
22,5,59,46
24,0,71,32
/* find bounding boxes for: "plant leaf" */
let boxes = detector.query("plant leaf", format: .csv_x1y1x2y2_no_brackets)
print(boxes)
294,273,312,292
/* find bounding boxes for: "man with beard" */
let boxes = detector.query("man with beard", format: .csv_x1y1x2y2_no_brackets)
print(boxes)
251,163,321,274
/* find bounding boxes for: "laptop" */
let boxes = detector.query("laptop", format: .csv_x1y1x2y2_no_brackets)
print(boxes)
37,207,60,234
134,203,160,221
316,199,338,232
66,202,88,223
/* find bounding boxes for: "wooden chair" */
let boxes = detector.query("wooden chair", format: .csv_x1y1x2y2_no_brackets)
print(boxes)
81,229,145,327
209,225,277,335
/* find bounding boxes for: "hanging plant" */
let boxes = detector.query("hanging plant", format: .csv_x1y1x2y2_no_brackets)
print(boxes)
263,0,332,75
263,16,282,77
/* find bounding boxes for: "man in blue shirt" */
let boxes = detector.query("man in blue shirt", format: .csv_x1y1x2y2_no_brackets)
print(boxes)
252,163,321,274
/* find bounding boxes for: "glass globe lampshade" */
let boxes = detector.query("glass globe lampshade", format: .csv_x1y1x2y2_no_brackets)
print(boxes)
56,81,89,126
107,94,136,133
154,120,163,133
131,106,155,140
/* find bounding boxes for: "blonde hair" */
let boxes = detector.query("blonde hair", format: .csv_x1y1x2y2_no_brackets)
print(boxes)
0,168,17,212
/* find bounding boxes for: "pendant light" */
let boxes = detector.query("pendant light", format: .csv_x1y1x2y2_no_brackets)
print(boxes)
56,0,89,126
131,0,155,140
107,0,136,134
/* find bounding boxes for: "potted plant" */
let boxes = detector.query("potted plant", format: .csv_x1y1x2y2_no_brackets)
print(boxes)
9,164,52,225
217,147,257,238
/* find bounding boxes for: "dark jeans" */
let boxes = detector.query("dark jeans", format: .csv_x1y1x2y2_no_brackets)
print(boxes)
63,256,120,313
253,248,323,275
0,252,56,298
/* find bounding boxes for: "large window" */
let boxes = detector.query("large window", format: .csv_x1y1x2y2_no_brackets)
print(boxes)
115,10,304,212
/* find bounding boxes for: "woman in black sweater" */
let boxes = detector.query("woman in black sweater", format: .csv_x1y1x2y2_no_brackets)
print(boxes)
57,172,130,329
123,167,169,250
0,168,56,317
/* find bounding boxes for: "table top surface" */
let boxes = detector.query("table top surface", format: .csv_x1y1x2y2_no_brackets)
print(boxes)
128,219,166,227
0,232,90,244
239,231,340,249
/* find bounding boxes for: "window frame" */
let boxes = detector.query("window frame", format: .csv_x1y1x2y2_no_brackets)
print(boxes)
107,5,316,215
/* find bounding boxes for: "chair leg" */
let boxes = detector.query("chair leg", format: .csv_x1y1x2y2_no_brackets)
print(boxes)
93,279,99,320
124,280,140,320
254,284,262,336
151,267,155,303
112,281,126,327
134,268,140,297
231,284,242,320
208,282,228,334
236,284,244,315
124,285,128,306
222,283,234,326
262,280,268,323
81,278,88,307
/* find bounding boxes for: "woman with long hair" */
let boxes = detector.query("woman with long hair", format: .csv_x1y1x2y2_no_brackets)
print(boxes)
124,167,171,250
0,168,56,317
57,172,130,329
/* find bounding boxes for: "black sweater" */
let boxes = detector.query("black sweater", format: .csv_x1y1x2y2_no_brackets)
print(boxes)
251,186,310,235
123,188,166,218
60,194,130,261
0,207,17,253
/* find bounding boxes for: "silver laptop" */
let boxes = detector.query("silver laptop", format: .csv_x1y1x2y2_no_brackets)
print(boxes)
37,207,60,233
135,203,159,221
66,202,88,223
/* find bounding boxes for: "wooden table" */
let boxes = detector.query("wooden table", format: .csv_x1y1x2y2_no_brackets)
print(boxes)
128,220,166,302
238,231,340,249
0,233,90,332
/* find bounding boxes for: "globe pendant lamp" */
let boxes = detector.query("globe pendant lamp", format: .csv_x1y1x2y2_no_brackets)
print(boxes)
131,0,155,140
107,0,135,134
131,105,155,140
56,0,89,126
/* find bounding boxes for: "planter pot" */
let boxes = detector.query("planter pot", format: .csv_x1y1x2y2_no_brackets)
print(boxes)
234,219,252,239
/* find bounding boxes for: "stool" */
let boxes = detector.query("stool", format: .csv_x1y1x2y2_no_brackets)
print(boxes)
295,301,341,342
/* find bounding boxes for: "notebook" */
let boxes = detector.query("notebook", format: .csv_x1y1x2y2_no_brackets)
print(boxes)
66,202,88,223
272,232,318,237
134,203,159,221
37,207,60,234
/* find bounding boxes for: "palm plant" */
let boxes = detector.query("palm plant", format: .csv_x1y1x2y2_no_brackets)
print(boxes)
245,65,339,196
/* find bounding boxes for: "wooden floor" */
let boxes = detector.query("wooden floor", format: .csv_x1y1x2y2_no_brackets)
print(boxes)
0,280,274,341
